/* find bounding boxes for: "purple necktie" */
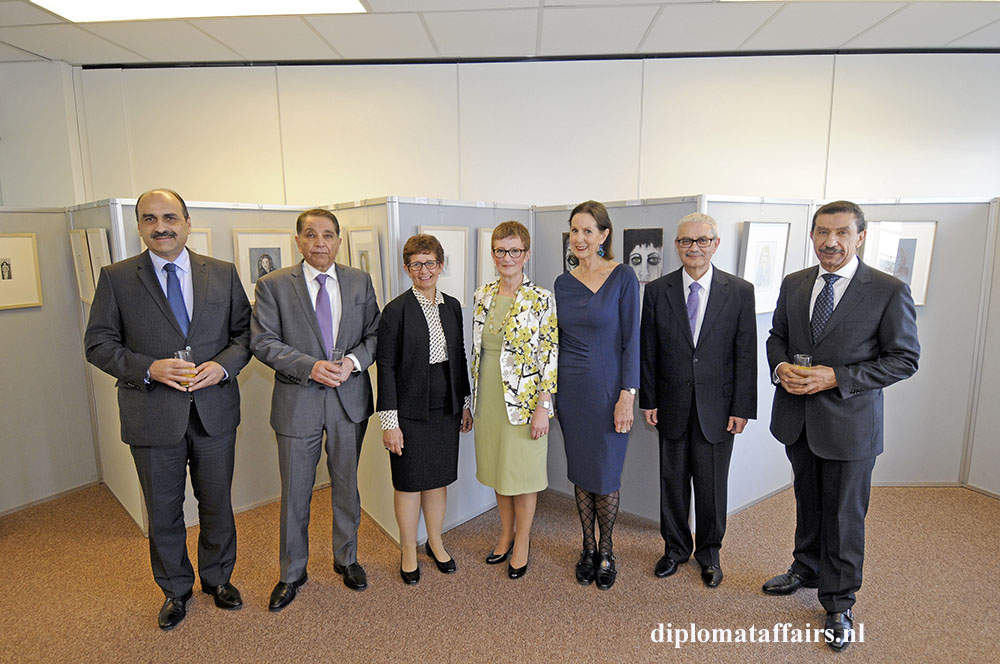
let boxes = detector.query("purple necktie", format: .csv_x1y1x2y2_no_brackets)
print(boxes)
315,274,334,360
687,281,701,340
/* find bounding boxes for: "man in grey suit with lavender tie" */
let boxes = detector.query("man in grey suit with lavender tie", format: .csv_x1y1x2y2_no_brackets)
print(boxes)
251,208,379,610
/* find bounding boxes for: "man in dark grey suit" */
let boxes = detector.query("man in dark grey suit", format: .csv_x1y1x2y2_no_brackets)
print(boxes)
85,189,251,630
251,208,379,610
640,213,756,589
763,200,919,651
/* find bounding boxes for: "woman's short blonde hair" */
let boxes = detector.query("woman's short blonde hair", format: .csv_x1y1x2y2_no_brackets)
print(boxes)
491,220,531,251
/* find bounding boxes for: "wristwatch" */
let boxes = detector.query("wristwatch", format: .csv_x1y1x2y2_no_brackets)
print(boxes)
624,388,637,395
539,399,552,411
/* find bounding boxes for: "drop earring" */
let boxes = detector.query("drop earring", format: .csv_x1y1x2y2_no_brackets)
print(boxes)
597,244,605,257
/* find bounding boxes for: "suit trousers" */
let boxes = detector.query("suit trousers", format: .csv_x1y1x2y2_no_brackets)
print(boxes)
130,404,237,598
658,405,734,567
276,394,368,582
785,433,876,613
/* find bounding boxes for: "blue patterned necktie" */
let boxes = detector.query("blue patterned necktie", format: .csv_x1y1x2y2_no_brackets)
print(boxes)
162,263,189,336
687,281,701,339
811,273,841,343
315,274,334,360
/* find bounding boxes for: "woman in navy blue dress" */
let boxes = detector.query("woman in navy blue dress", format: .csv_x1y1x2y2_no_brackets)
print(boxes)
554,200,640,591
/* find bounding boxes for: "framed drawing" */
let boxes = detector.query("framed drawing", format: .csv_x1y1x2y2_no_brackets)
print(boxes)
562,232,578,273
187,228,213,257
233,229,296,302
347,227,384,306
418,225,468,307
863,220,936,305
69,229,95,304
623,228,664,303
738,222,790,314
86,228,111,286
477,227,499,289
0,234,43,310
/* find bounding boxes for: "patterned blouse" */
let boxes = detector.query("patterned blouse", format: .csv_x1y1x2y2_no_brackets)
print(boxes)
472,275,558,425
378,287,471,430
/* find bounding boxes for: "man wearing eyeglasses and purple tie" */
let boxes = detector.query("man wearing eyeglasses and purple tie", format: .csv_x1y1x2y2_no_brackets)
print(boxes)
763,200,919,651
250,208,380,609
639,213,757,591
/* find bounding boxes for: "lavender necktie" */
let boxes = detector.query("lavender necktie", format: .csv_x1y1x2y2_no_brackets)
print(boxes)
315,274,334,360
687,281,701,340
162,263,189,336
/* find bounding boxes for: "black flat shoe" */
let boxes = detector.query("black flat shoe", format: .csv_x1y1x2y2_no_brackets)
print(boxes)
158,589,192,630
425,541,456,573
400,555,420,585
595,552,617,590
575,549,597,585
268,574,308,612
485,544,513,565
201,581,243,610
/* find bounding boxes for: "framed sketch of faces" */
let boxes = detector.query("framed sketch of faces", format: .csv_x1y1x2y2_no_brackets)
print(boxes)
418,225,468,307
623,228,664,303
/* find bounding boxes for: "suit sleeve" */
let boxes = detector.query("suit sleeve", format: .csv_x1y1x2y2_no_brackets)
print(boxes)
832,281,920,398
731,282,757,419
84,268,156,386
209,263,252,379
348,273,380,371
619,268,641,390
250,276,317,384
638,283,658,410
766,275,792,381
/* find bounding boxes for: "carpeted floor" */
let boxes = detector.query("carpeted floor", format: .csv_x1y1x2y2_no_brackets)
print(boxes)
1,484,997,663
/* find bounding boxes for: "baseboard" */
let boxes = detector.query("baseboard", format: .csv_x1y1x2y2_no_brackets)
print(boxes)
0,480,102,519
871,481,963,487
962,484,1000,500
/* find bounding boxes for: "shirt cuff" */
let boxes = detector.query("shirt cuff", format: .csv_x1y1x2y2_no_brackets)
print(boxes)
772,362,788,385
378,410,399,431
348,353,362,373
463,395,472,410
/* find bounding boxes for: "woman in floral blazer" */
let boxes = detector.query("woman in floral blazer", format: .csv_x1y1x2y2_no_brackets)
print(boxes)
471,221,558,579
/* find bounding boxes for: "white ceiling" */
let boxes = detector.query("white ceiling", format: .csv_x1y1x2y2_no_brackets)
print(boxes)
1,0,999,66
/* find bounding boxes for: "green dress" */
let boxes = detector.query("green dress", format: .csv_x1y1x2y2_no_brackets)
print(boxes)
475,295,548,495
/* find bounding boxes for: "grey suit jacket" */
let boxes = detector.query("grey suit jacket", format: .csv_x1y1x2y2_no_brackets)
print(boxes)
250,261,380,435
84,249,252,447
766,260,920,460
640,266,757,442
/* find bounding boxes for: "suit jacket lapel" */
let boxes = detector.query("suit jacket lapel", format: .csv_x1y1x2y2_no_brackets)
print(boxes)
136,250,186,337
187,251,209,335
815,261,871,345
791,266,817,348
292,262,327,351
700,268,730,342
334,264,352,348
665,269,695,349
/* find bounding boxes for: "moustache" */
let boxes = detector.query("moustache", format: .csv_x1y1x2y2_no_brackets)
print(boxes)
819,247,842,254
151,231,177,239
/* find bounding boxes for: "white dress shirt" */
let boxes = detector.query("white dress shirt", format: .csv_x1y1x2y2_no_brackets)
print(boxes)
809,255,860,317
681,263,713,347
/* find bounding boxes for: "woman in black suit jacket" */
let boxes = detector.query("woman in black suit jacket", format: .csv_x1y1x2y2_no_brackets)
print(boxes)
376,234,473,585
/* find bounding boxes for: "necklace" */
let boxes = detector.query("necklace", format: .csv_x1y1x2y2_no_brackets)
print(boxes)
487,295,512,335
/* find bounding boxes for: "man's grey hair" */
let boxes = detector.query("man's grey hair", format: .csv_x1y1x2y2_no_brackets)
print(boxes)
676,213,718,238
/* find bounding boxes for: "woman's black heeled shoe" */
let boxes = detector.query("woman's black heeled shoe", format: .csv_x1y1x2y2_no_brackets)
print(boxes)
425,541,456,573
400,555,420,585
507,544,530,579
485,544,513,565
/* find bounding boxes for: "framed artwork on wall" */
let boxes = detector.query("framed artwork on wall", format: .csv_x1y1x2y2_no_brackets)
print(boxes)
85,228,111,287
477,227,498,290
418,225,468,307
0,233,43,310
347,227,384,306
863,220,936,305
69,229,95,304
187,228,213,257
738,221,790,314
233,229,296,303
562,232,578,274
623,227,664,303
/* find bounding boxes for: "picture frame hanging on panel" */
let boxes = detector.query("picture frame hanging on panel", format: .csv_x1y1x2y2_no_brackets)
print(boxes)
418,225,468,307
477,227,499,289
69,229,95,304
347,227,384,307
187,228,213,258
623,228,664,303
737,221,790,314
85,228,111,287
562,232,579,274
233,229,296,303
0,233,43,310
862,220,936,305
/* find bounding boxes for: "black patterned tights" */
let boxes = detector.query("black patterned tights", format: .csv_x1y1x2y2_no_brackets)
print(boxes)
574,485,620,555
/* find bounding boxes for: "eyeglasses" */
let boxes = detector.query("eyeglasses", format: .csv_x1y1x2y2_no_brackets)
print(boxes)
492,248,525,259
675,236,716,248
406,260,440,271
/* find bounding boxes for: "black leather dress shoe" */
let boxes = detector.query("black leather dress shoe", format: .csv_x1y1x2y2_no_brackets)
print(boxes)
653,555,679,578
268,574,308,612
575,549,597,585
595,552,617,590
158,590,192,630
425,541,457,573
701,565,723,588
824,608,855,651
334,562,368,591
485,544,513,565
762,568,819,595
201,582,243,610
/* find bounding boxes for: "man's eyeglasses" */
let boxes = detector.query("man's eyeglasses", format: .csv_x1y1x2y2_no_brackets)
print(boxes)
407,260,440,271
675,236,716,248
492,248,525,258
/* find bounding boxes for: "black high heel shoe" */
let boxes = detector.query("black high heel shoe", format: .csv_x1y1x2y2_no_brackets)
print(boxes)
425,541,456,573
507,544,529,579
400,555,420,585
485,543,513,565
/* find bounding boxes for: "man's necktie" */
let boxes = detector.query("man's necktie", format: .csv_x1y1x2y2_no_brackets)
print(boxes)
811,273,841,343
162,263,189,336
315,274,334,360
687,282,701,340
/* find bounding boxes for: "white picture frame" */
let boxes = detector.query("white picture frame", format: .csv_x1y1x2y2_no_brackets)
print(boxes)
863,220,936,306
69,229,95,304
85,228,111,287
419,225,468,307
347,227,384,306
738,222,790,314
187,227,213,258
0,233,43,310
477,227,498,289
233,229,296,303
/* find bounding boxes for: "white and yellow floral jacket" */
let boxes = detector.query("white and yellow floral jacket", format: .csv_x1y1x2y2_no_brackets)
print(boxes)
472,275,558,425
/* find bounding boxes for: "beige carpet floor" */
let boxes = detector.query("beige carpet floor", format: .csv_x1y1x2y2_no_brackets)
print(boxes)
1,484,997,663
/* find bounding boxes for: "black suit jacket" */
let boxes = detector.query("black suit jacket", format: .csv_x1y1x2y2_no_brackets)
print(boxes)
85,249,252,447
376,290,471,420
640,266,757,442
766,260,919,460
